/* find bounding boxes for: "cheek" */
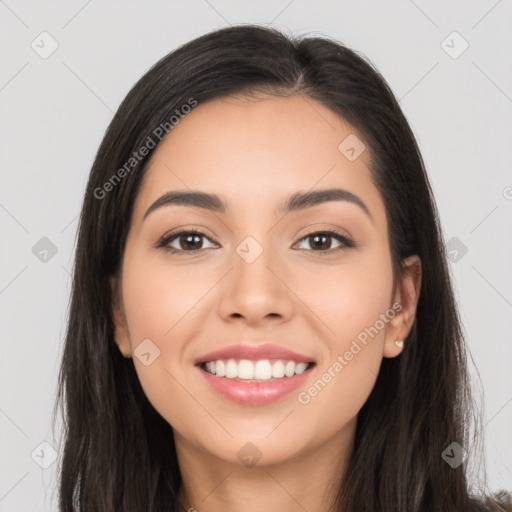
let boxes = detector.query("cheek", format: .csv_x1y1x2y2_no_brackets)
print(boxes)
120,248,217,430
122,248,212,344
291,250,393,412
295,270,392,427
290,250,394,349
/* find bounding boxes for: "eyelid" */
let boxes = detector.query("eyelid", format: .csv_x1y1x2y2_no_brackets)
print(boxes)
159,225,217,242
294,222,353,241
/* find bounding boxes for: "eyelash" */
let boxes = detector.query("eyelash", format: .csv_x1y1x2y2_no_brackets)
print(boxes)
155,228,356,255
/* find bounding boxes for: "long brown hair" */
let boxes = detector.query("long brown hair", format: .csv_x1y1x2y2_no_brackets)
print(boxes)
53,24,508,511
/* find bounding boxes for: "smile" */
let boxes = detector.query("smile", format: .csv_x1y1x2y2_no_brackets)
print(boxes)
202,358,312,381
197,358,316,405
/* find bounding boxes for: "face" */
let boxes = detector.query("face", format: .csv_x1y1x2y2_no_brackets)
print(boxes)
110,93,421,468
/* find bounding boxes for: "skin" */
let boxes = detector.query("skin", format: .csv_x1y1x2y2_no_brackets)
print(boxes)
110,93,422,512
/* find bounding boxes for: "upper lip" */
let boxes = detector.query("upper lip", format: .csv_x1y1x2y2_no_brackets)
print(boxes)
194,343,315,365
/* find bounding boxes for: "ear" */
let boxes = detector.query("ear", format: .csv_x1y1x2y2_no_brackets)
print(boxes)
109,275,132,358
383,255,422,358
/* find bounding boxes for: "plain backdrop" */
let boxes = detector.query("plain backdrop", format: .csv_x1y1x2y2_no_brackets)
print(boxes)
1,1,511,510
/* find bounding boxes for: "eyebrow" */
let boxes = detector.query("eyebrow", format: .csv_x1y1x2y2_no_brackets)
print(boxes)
143,188,373,222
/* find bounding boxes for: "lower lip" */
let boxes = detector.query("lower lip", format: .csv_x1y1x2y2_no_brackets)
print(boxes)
197,365,315,406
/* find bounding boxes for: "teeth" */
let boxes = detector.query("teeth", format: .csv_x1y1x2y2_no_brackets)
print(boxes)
285,361,295,377
272,360,285,378
225,359,238,378
216,360,225,377
202,359,311,380
254,360,272,380
238,359,254,379
295,362,309,375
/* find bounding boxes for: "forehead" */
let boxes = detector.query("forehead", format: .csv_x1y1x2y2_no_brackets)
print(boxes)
132,94,385,227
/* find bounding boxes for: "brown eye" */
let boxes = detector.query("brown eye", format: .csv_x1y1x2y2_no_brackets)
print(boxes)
175,233,204,251
295,230,354,253
157,230,217,253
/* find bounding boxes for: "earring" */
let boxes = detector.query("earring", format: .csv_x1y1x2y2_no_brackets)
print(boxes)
395,340,404,349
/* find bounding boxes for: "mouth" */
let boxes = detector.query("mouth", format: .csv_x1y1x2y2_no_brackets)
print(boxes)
198,359,316,382
195,358,317,405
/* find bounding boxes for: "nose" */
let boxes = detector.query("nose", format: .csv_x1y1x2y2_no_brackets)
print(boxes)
217,239,294,326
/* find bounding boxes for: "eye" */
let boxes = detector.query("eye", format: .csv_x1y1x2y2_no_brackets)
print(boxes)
156,229,218,254
294,230,355,254
155,228,355,255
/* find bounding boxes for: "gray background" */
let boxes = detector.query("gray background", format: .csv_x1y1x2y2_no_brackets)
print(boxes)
1,1,511,510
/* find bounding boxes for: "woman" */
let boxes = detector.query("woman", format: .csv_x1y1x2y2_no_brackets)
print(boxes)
53,24,510,511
